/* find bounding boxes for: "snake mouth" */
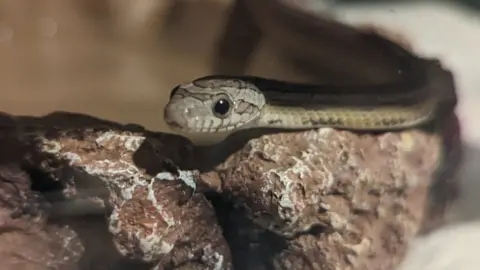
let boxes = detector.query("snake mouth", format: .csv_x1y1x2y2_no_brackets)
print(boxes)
165,119,238,133
164,119,189,132
164,119,209,133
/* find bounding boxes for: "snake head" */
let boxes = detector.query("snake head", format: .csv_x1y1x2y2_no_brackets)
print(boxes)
164,77,266,133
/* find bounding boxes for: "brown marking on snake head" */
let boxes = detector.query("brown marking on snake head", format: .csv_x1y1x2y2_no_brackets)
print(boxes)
170,87,213,101
192,78,215,88
236,101,251,114
191,94,216,102
193,77,245,89
169,87,188,99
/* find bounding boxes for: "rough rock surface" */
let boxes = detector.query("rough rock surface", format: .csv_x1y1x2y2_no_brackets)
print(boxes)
0,112,231,270
200,114,460,270
0,164,83,270
0,110,461,270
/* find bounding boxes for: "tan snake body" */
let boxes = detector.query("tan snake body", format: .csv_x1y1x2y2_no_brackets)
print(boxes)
164,33,457,134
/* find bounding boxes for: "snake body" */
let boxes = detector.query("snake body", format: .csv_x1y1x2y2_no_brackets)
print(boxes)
164,33,457,134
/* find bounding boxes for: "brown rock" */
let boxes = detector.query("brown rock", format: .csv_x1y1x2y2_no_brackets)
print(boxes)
0,164,84,270
0,109,460,270
204,116,459,270
0,112,232,270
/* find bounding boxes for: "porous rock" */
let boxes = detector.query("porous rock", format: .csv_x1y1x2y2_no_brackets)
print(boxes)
0,111,460,270
0,163,83,270
200,115,461,270
0,112,232,270
225,129,440,235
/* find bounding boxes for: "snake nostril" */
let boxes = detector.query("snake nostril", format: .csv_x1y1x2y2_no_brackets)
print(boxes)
185,107,194,118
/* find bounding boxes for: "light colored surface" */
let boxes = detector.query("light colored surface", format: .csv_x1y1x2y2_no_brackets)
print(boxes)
398,220,480,270
396,145,480,270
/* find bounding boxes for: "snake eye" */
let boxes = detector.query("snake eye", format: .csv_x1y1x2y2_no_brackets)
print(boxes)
212,96,232,118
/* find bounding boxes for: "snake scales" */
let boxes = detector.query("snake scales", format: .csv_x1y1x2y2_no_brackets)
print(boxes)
164,30,457,134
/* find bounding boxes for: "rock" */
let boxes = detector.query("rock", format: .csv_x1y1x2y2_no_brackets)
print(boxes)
0,112,232,270
0,163,83,270
0,110,460,269
200,114,460,270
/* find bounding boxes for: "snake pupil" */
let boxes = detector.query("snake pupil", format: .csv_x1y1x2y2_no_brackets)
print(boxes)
213,99,231,116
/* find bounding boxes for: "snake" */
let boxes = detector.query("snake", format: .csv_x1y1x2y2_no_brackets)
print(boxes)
163,32,457,134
